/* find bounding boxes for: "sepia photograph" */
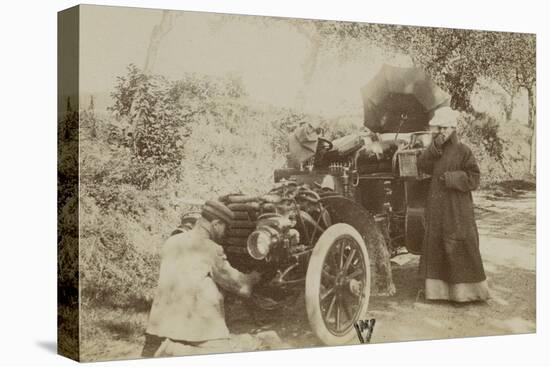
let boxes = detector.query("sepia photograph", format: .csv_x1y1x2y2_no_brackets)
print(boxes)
57,4,536,362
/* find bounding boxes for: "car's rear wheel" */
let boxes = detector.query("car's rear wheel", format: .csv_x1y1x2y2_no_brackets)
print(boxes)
305,223,371,345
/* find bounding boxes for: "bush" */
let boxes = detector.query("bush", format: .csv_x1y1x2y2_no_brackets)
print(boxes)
80,68,299,306
457,113,530,185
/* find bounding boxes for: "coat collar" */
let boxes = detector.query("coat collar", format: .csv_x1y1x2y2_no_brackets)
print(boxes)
194,218,214,240
444,131,459,147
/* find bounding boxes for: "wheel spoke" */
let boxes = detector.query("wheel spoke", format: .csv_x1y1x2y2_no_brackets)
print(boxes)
343,248,357,273
321,286,336,302
341,295,354,321
328,247,339,269
322,267,336,282
339,240,346,269
346,268,364,280
326,294,337,321
335,296,341,331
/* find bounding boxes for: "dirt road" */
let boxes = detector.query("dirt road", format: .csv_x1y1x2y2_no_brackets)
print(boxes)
366,190,536,343
81,190,536,361
227,190,536,347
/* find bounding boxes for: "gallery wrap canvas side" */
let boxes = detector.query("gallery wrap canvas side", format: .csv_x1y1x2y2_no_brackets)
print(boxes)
57,3,536,363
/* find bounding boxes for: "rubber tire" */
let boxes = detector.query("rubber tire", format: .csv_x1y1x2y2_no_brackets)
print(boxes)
305,223,371,345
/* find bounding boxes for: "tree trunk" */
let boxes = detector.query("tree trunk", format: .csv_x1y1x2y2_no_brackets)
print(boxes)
294,24,321,110
528,86,536,175
504,90,515,121
143,10,176,75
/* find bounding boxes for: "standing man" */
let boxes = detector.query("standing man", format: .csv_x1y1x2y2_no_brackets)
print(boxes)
417,107,490,302
142,200,261,357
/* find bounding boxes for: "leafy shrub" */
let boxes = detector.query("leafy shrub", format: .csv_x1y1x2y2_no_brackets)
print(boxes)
58,103,80,306
459,113,504,160
108,64,145,119
107,67,185,187
80,68,293,306
458,113,529,185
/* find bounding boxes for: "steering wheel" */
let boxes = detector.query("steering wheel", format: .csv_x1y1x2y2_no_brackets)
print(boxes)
317,137,333,152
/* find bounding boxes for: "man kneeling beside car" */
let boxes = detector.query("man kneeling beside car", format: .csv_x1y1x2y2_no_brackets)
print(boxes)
142,200,261,357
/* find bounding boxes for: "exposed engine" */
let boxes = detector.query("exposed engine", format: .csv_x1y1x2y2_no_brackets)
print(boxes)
218,183,334,292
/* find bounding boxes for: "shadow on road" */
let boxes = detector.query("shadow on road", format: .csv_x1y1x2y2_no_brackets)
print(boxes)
35,340,57,354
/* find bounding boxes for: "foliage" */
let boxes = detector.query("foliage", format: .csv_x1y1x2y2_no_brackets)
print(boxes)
80,69,296,306
130,76,184,177
58,100,81,358
108,64,145,119
306,23,535,117
459,113,504,161
458,114,530,184
58,100,80,303
106,66,252,188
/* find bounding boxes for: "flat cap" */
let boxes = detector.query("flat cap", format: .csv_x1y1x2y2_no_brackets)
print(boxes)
429,107,460,128
201,200,235,225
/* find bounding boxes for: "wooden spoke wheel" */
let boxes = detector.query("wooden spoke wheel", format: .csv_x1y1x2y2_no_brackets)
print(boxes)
305,223,371,345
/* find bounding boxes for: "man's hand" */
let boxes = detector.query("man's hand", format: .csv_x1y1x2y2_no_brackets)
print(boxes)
238,271,262,298
247,271,262,286
439,172,450,185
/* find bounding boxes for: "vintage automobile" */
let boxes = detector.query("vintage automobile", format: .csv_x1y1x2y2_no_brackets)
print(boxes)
176,65,451,345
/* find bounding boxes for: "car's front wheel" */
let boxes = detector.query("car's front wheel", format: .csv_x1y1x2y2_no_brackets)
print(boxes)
305,223,371,345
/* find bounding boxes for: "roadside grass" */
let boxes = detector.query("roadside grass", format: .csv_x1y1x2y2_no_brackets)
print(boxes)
80,304,147,362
